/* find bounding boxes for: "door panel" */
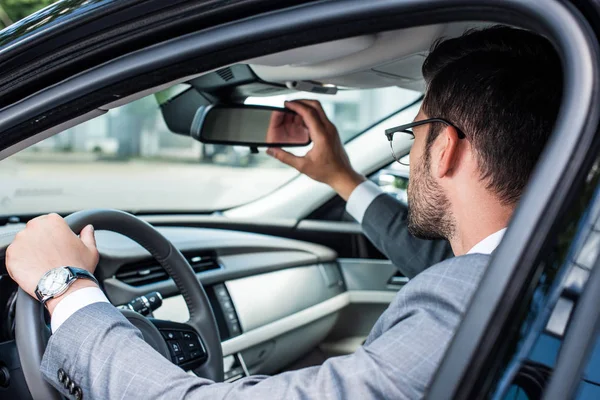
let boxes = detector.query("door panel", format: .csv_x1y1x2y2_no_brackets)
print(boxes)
318,258,403,356
338,258,406,291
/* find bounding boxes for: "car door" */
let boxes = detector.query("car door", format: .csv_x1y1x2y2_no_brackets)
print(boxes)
426,0,600,398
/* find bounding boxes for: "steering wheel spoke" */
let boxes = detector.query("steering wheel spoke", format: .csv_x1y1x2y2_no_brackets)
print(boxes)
150,318,208,370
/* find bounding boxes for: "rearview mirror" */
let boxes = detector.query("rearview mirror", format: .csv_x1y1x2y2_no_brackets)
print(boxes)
193,105,311,147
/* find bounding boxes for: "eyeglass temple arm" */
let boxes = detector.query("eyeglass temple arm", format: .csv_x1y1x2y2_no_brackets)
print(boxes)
384,128,397,141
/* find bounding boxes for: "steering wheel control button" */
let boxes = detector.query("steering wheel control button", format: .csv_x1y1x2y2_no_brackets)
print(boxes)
190,350,202,359
182,332,192,340
161,330,179,340
168,340,182,354
185,341,198,350
175,354,187,364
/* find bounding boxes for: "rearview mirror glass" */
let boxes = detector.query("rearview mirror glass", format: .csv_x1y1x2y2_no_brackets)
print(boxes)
196,105,311,147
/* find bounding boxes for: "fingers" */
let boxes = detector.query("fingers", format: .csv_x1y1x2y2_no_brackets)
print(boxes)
80,224,97,252
268,110,285,130
266,148,304,172
283,111,295,127
293,113,304,127
283,101,327,144
294,100,331,127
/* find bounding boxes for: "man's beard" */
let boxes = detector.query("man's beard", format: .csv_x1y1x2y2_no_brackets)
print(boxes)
407,151,455,241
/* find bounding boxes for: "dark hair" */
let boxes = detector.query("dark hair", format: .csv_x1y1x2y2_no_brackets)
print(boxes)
422,26,562,205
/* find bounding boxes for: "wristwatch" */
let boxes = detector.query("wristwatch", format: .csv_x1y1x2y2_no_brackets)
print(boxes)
34,266,98,306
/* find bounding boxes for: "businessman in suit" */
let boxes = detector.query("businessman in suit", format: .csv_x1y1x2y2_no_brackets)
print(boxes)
266,104,454,279
6,26,562,399
267,106,454,279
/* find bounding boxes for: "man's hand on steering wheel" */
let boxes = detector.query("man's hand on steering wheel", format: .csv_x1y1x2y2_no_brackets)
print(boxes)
5,213,99,314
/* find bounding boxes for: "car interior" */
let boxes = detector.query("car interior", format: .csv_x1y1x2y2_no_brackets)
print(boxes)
1,0,600,397
0,20,486,391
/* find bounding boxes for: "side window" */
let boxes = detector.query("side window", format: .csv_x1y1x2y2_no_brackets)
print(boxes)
308,161,409,221
369,161,409,207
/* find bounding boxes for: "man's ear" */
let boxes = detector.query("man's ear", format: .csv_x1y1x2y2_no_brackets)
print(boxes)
436,126,461,178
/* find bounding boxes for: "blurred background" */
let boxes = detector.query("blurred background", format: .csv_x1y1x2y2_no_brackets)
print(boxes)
0,0,55,29
0,1,417,216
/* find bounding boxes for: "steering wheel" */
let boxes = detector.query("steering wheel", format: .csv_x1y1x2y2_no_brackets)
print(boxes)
14,209,224,400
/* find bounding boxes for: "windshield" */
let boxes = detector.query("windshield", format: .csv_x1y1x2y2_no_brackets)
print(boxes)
0,86,420,217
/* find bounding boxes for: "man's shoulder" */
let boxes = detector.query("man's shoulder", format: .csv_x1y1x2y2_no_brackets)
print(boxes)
390,255,490,323
415,253,491,284
404,253,491,302
365,254,491,344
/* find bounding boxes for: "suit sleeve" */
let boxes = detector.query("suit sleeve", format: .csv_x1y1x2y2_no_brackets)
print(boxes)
361,194,453,279
40,276,466,400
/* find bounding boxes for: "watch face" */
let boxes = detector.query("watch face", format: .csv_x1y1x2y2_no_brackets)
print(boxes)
38,267,70,295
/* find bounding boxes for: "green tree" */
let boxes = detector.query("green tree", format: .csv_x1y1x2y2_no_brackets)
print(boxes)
0,0,55,29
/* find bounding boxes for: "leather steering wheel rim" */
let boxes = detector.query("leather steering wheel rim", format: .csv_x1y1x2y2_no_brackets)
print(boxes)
15,209,224,399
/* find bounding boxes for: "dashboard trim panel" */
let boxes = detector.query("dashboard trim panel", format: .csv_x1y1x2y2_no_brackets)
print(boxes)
221,290,396,356
225,265,344,332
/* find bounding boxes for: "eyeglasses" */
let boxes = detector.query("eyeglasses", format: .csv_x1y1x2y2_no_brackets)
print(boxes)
385,118,466,166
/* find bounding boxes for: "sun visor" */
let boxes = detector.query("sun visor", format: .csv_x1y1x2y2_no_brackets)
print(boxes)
249,36,376,67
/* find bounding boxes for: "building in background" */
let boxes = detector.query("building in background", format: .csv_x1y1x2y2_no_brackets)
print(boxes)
29,86,415,164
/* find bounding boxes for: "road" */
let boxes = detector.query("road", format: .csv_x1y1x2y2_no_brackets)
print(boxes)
0,153,297,216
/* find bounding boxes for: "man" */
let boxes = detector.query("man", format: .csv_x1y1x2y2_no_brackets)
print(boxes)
266,106,453,278
6,26,561,399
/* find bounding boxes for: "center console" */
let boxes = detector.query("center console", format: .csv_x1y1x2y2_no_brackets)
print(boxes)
223,353,250,382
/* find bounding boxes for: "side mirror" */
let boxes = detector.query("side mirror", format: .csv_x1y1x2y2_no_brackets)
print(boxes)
374,172,409,206
192,104,311,147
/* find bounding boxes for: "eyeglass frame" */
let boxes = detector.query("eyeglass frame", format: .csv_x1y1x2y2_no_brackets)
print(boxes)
385,118,466,141
384,118,466,165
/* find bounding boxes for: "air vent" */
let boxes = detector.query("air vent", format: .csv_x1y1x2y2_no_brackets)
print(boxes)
216,67,234,81
115,250,221,286
185,250,221,274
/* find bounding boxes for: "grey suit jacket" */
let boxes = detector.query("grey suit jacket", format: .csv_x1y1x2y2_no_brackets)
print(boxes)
362,193,454,279
41,254,490,400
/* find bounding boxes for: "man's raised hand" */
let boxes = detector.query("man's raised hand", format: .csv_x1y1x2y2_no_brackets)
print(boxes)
266,100,365,200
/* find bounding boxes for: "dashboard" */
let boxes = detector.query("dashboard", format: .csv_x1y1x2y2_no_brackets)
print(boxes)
93,225,345,375
0,222,403,388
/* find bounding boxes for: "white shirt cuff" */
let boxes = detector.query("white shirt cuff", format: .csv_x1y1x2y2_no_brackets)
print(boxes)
345,180,385,224
51,286,110,333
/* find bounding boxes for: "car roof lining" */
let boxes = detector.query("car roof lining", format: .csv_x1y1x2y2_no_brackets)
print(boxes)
99,21,490,112
248,22,491,91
